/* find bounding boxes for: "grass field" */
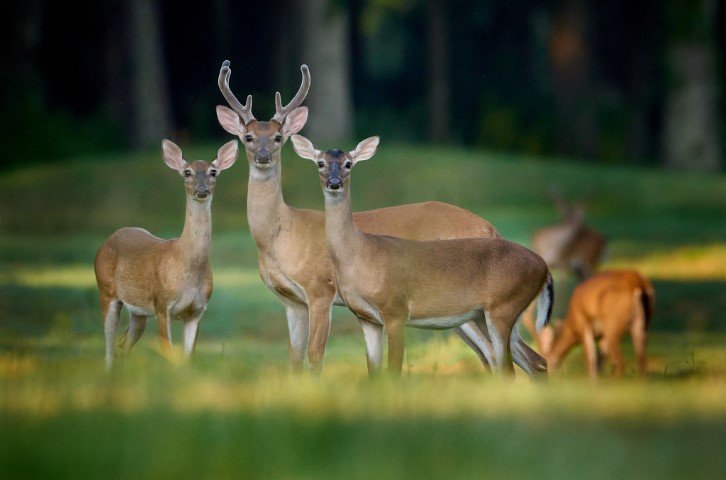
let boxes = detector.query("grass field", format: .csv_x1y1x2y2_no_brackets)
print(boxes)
1,143,725,479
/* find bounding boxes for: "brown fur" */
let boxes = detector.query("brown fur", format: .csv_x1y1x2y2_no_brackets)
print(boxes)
542,270,655,378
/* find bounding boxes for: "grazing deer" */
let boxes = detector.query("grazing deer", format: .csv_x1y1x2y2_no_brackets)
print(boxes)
540,270,655,378
531,191,606,282
94,140,239,369
216,61,546,376
291,134,554,377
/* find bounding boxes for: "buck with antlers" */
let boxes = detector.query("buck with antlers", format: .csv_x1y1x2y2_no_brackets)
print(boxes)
216,60,546,376
94,140,239,369
531,190,606,282
539,270,655,378
291,134,554,377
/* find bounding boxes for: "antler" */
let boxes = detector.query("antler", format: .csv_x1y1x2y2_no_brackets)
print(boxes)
218,60,255,124
271,64,311,124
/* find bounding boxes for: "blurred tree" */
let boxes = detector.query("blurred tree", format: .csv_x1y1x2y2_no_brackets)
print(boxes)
426,0,450,142
297,0,353,142
128,0,173,148
663,0,722,171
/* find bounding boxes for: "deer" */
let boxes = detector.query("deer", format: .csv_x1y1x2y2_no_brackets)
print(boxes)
290,133,554,377
531,190,606,282
94,139,239,369
216,60,547,377
539,270,655,379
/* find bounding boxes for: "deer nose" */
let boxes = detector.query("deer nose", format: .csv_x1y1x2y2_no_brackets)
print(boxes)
255,150,271,164
328,178,342,189
194,189,210,199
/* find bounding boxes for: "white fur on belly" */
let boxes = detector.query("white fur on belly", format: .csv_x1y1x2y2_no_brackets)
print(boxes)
408,309,481,330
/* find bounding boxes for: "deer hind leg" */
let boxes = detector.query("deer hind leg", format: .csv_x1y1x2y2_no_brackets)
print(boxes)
483,308,516,378
119,314,148,355
456,321,494,371
307,298,333,374
631,317,648,376
103,298,122,370
602,333,625,377
283,300,310,373
358,317,384,377
582,329,599,379
510,324,548,380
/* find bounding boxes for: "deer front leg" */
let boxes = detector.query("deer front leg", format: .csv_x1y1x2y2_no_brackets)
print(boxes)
283,300,310,373
156,308,173,361
307,298,333,374
358,317,384,377
582,330,599,379
385,318,406,377
182,310,204,358
102,298,121,370
119,314,148,354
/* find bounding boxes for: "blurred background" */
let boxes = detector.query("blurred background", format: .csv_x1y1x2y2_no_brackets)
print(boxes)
2,0,725,170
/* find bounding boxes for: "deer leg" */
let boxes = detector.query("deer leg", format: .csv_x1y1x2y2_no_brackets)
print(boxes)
631,317,648,376
156,308,173,361
582,330,599,379
510,326,548,380
358,317,384,377
484,308,515,378
283,300,310,373
456,322,494,371
385,318,406,377
604,335,625,377
121,314,148,354
307,299,333,374
103,298,121,371
182,310,204,358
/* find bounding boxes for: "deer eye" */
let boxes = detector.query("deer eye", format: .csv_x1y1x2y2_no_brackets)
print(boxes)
317,161,325,168
244,135,253,143
210,170,217,177
274,134,282,143
184,170,192,177
344,161,352,169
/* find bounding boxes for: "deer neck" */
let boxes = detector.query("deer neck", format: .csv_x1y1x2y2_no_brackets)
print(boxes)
246,154,288,246
323,186,365,262
175,196,212,268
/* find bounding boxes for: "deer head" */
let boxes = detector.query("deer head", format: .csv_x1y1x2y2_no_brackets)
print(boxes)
162,139,239,201
216,60,310,170
291,135,380,194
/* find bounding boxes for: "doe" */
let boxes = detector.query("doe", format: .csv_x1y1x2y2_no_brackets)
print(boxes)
94,140,238,369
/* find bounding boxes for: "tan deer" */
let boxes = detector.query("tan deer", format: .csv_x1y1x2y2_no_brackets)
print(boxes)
291,134,554,377
216,61,546,377
531,191,606,281
94,140,239,369
540,270,655,378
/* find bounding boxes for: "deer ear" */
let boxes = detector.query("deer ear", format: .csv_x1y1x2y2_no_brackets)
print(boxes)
282,107,308,138
350,136,380,163
213,140,239,171
216,105,246,136
290,134,320,162
162,139,185,171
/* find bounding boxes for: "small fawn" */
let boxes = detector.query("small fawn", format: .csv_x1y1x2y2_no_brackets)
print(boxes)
540,270,655,378
94,140,238,369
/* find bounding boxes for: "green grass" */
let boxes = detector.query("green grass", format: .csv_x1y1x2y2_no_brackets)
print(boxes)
1,144,725,478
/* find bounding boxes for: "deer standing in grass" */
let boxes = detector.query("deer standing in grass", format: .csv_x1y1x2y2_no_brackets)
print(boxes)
539,270,655,378
94,140,239,369
216,61,546,376
531,192,606,282
291,134,554,377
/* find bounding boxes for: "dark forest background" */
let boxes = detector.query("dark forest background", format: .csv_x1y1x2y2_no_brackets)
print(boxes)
2,0,724,171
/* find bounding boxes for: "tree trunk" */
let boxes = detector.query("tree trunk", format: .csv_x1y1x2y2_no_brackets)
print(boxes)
298,0,353,143
426,0,451,143
128,0,172,148
662,0,721,172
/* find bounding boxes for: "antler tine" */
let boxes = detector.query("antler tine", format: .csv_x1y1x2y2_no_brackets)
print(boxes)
271,64,310,123
218,60,255,124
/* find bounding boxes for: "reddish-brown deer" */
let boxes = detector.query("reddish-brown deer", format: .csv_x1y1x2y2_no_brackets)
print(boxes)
291,134,554,377
540,270,655,378
216,61,546,376
94,140,238,369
